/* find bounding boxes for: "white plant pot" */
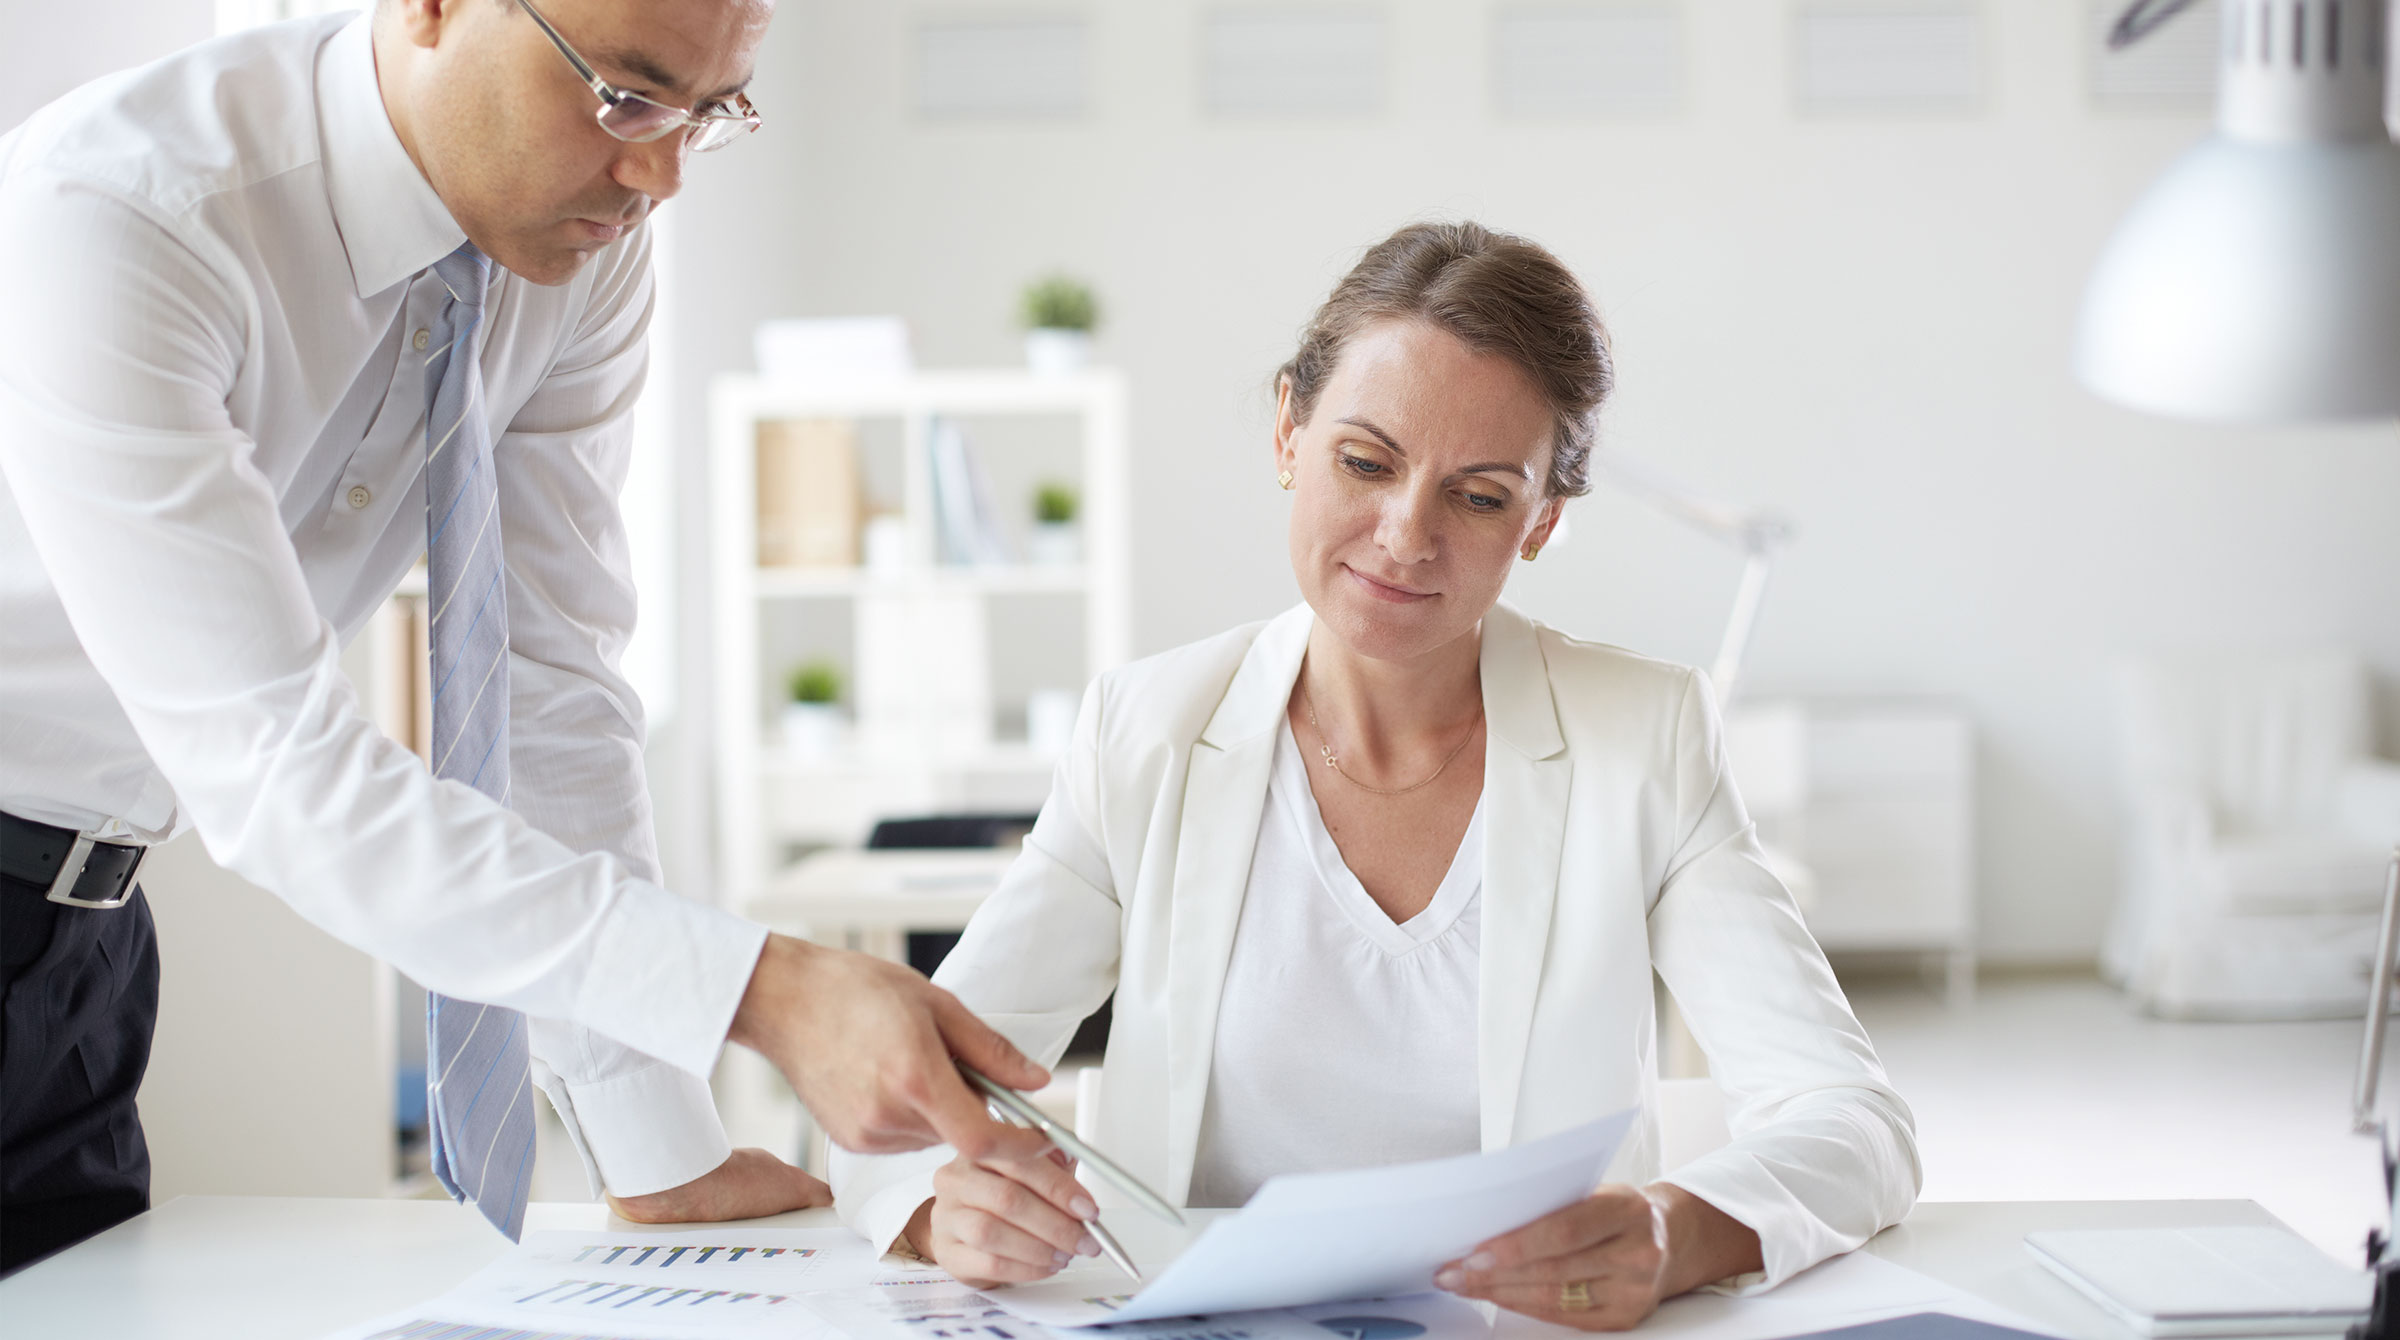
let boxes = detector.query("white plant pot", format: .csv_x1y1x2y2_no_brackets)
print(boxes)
1026,520,1081,566
1024,328,1092,376
779,701,848,762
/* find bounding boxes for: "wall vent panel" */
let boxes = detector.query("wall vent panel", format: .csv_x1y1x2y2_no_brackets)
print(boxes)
916,18,1089,121
1493,5,1684,118
1203,8,1388,118
1793,3,1984,115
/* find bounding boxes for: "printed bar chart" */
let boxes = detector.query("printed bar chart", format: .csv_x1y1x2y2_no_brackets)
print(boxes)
368,1320,653,1340
565,1243,816,1269
513,1277,799,1312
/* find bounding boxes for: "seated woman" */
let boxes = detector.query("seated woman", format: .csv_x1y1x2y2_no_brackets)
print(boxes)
831,221,1919,1331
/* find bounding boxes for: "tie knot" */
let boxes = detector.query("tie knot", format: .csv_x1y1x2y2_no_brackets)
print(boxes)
432,243,491,309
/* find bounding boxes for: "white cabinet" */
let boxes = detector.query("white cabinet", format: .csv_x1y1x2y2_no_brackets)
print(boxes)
1730,700,1977,1002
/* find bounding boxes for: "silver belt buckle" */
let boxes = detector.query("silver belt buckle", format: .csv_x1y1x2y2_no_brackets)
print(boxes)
46,832,144,909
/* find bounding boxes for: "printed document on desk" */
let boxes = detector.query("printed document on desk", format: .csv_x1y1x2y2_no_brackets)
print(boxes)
989,1109,1636,1327
320,1226,882,1340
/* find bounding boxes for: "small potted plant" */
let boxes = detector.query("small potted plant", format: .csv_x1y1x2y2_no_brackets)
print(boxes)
1028,480,1080,565
1021,274,1098,375
780,659,847,761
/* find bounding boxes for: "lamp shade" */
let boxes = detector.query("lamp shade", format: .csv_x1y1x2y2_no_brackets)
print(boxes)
2074,134,2400,422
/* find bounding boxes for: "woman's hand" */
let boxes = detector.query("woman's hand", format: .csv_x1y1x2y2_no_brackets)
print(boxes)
1435,1184,1763,1332
900,1148,1105,1289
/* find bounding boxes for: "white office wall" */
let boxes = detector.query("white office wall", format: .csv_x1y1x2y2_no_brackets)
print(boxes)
0,1,210,130
670,0,2400,964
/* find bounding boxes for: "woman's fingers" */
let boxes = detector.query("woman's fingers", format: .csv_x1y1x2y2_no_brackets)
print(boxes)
934,1156,1099,1259
935,1205,1079,1280
1460,1279,1660,1332
1457,1187,1654,1275
1450,1239,1662,1293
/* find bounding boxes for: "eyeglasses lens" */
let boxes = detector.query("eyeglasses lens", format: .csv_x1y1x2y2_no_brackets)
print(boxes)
688,116,750,153
598,95,685,143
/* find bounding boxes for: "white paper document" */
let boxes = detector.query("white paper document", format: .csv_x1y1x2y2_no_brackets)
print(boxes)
988,1108,1636,1327
1620,1252,2062,1340
322,1226,887,1340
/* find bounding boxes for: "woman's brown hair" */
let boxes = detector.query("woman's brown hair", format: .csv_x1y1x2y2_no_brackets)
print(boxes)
1277,221,1612,498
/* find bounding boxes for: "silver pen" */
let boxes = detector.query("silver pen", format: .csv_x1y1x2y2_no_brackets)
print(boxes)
957,1063,1185,1226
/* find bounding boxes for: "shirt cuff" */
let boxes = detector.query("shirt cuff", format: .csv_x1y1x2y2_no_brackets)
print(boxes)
1656,1161,1810,1292
834,1148,950,1255
536,1053,736,1198
574,882,767,1078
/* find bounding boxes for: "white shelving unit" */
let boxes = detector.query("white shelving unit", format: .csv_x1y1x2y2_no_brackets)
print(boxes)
709,369,1132,904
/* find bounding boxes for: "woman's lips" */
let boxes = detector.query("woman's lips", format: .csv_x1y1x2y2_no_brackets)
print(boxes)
1344,565,1435,603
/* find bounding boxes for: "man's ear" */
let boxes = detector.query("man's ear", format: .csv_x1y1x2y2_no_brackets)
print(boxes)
388,0,462,51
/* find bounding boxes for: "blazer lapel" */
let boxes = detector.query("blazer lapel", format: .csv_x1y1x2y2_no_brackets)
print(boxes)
1163,604,1313,1201
1476,603,1571,1149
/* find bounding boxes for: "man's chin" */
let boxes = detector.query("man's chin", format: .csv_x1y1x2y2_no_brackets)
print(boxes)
486,240,592,288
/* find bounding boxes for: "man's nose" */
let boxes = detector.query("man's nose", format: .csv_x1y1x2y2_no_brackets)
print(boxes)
611,130,688,204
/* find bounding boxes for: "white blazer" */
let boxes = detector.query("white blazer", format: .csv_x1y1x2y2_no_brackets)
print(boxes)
832,602,1920,1288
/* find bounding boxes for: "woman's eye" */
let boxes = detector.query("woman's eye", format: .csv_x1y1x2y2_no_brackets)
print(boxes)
1338,454,1386,477
1464,492,1506,512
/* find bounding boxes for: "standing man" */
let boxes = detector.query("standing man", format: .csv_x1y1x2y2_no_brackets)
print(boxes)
0,0,1048,1273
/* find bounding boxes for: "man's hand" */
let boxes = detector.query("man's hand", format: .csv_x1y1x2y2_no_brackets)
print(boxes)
607,1147,831,1223
1433,1183,1761,1332
727,934,1051,1162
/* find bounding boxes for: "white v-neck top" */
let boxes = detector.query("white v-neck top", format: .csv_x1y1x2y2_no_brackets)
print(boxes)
1186,721,1486,1208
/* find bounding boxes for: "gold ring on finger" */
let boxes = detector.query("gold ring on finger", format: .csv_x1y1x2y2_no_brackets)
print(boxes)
1559,1280,1593,1312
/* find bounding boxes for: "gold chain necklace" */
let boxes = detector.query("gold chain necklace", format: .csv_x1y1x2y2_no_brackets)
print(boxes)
1300,675,1483,797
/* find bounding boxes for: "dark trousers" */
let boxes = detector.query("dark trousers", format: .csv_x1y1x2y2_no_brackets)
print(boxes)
0,876,157,1276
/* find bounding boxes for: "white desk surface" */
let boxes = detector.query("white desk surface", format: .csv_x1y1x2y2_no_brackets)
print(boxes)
0,1195,2289,1340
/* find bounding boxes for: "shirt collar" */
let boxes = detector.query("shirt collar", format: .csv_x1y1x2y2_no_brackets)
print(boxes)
316,14,466,300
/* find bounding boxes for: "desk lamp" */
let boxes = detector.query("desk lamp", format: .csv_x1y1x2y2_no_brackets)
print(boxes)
2076,0,2400,422
2078,4,2400,1336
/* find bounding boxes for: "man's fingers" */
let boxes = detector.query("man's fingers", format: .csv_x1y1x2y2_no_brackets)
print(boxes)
921,1071,1048,1164
932,991,1049,1092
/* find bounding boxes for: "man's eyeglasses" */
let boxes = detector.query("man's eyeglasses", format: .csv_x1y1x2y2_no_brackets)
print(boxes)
516,0,761,153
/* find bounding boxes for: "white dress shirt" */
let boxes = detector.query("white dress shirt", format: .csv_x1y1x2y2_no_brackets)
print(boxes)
834,602,1919,1288
0,14,766,1196
1186,721,1484,1209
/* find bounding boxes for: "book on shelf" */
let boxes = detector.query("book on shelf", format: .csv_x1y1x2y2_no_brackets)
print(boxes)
756,418,864,567
927,416,1013,567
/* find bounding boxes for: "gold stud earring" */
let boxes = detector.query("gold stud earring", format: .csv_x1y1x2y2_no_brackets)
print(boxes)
1277,470,1295,490
1521,541,1542,561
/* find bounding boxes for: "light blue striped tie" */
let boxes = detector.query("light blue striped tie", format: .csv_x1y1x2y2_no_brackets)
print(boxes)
420,243,535,1240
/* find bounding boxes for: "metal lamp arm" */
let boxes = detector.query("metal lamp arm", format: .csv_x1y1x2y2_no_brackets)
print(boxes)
1593,452,1794,703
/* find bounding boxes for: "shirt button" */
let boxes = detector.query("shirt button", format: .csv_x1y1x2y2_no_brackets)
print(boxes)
348,485,372,509
412,329,431,351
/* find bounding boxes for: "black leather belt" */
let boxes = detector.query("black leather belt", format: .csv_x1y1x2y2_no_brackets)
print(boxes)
0,810,147,909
